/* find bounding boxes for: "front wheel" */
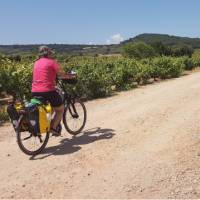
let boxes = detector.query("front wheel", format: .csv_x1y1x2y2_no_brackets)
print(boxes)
63,99,87,135
17,116,49,156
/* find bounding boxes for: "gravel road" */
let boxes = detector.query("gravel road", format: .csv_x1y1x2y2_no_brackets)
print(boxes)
1,72,200,198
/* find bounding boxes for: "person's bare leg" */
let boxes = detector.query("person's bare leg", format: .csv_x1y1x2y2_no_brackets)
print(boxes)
51,105,64,130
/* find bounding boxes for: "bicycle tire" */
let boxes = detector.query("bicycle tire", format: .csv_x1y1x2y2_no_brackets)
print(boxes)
63,98,87,135
16,116,49,156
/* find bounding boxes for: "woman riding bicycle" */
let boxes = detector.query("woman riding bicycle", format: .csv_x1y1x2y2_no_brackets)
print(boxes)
31,46,75,136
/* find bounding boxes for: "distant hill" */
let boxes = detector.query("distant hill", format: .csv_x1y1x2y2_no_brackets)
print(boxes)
0,44,120,56
122,33,200,48
1,33,200,55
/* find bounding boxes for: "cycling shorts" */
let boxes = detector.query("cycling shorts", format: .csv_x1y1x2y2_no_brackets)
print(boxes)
32,90,63,107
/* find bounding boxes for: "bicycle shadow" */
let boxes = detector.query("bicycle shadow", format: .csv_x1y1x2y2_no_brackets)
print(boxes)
30,127,115,160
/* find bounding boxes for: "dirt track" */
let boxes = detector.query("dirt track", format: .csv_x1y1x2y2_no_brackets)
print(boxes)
1,71,200,199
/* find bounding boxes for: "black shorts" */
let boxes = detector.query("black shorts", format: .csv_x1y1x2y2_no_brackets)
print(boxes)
32,90,63,107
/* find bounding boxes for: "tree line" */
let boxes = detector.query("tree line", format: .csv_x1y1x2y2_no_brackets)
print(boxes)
123,41,194,59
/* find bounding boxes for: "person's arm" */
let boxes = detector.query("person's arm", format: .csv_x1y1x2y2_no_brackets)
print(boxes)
57,68,76,79
53,60,76,79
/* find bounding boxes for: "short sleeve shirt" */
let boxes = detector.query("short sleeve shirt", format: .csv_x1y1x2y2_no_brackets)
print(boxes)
32,58,60,92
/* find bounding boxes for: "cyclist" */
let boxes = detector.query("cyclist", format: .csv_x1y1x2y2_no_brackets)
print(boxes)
31,46,75,136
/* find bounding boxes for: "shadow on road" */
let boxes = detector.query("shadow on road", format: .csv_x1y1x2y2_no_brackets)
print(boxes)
30,127,115,160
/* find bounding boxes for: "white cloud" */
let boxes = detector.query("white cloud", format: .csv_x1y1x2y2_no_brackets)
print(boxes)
106,33,124,44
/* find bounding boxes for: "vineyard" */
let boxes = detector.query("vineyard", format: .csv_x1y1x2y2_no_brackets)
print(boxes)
1,52,200,121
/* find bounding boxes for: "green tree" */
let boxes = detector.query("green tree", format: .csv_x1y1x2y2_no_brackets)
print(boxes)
123,42,156,59
151,42,172,56
171,44,194,57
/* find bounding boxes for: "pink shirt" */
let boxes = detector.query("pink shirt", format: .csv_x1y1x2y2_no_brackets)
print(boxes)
32,58,60,92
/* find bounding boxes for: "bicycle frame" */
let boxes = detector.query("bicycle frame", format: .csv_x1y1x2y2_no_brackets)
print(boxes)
57,79,79,118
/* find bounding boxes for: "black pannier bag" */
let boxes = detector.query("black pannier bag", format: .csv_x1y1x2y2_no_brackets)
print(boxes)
7,104,20,131
26,105,40,135
7,104,29,132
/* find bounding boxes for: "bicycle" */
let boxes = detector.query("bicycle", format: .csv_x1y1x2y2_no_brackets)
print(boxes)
10,75,87,156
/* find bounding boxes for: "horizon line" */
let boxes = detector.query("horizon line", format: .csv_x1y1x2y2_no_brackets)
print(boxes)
0,33,199,46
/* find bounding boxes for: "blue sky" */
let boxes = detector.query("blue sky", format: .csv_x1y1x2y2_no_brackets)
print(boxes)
0,0,200,44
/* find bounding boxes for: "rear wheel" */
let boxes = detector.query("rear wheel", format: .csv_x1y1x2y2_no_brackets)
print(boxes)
63,99,87,135
17,116,49,156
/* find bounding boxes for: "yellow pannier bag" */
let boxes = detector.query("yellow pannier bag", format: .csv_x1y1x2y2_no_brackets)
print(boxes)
38,104,52,134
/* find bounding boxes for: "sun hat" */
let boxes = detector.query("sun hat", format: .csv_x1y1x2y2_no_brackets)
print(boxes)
38,46,54,57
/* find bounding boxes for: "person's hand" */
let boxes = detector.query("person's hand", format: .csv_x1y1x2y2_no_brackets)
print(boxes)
57,67,77,80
